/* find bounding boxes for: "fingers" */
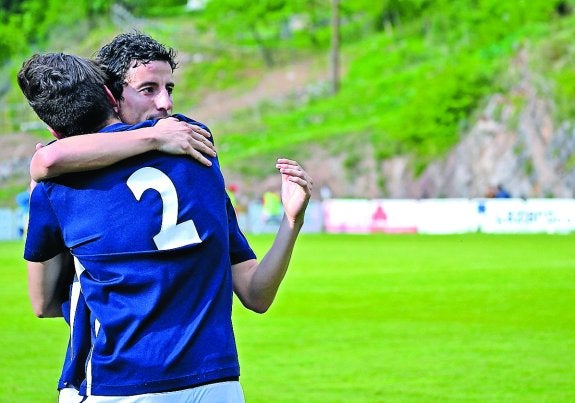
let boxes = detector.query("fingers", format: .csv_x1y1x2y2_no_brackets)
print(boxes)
275,158,301,173
183,123,216,158
276,158,307,177
186,123,215,155
276,158,313,190
190,133,216,158
188,124,211,139
190,150,213,167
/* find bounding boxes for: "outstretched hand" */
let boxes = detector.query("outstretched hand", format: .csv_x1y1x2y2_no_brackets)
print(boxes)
154,117,216,166
275,158,313,226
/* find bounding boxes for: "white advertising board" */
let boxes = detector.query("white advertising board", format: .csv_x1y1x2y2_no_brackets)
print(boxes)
322,198,575,234
478,198,575,234
323,199,418,233
416,199,479,234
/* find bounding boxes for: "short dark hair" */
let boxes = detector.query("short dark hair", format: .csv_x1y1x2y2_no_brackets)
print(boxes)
96,31,178,100
17,53,115,137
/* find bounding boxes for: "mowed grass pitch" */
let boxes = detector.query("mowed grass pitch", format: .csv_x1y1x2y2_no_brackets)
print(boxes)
1,234,574,402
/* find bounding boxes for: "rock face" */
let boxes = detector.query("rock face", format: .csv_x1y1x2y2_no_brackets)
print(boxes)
377,54,575,200
0,133,40,192
296,52,575,200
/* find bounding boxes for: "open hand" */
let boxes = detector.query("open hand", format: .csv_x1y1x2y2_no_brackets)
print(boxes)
275,158,313,226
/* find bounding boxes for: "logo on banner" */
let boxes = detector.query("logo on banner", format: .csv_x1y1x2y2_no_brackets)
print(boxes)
371,204,388,231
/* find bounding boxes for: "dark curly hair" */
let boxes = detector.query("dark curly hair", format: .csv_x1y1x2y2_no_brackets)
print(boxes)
18,53,115,137
96,31,178,101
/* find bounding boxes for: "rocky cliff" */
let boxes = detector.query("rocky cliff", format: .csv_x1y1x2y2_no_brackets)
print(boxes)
290,51,575,200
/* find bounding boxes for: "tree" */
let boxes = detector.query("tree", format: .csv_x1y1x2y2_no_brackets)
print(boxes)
330,0,340,94
203,0,289,67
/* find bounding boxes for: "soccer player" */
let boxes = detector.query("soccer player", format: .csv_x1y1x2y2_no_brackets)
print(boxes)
27,33,312,400
29,34,216,182
30,32,310,316
21,52,311,400
25,33,219,401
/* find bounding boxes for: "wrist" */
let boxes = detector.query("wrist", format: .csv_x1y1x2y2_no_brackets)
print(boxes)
139,127,161,151
284,214,304,231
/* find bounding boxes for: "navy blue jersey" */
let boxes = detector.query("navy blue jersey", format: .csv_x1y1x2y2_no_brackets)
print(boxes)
58,276,92,391
25,116,256,396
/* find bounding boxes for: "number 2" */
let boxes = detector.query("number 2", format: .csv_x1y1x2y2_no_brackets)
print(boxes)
127,167,201,250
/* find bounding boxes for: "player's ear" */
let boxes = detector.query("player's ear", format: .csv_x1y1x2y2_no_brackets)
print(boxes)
103,85,119,114
48,127,63,140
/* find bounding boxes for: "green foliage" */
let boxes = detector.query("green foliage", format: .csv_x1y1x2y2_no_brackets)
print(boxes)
0,22,26,65
200,0,292,67
208,0,569,176
117,0,187,17
532,14,575,120
0,0,110,65
381,53,497,172
342,0,433,33
20,0,106,43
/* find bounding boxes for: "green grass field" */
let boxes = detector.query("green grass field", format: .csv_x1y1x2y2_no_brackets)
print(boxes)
1,234,574,402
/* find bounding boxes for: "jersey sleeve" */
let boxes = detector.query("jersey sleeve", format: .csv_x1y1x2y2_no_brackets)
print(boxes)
24,184,67,262
226,194,256,264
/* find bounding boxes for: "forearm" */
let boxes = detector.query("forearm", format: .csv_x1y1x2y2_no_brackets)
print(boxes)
27,253,74,318
235,214,303,313
30,128,160,181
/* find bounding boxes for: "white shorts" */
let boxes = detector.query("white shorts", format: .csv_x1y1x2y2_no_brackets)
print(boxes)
59,387,85,403
59,381,244,403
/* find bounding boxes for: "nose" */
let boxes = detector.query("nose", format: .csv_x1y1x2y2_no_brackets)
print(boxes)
155,89,173,113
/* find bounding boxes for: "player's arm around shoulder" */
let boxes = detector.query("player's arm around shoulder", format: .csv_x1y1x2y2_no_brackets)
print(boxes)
29,117,216,181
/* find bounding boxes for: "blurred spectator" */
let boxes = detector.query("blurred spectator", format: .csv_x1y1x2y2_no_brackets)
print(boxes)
226,183,238,213
485,185,497,198
15,190,30,237
495,184,511,198
262,191,282,224
320,184,332,201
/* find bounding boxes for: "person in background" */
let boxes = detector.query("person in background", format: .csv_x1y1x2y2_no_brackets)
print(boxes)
227,183,239,213
262,190,283,224
495,184,511,198
15,189,30,237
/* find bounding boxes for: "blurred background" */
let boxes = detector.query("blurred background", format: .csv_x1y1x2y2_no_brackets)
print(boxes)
2,0,575,235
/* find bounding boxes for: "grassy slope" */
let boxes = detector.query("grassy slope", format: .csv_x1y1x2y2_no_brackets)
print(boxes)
3,234,574,401
146,5,575,180
3,3,575,201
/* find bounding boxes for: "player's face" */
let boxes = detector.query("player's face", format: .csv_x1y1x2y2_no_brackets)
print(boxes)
118,60,174,124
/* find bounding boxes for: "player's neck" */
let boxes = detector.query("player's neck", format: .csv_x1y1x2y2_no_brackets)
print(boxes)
103,116,122,126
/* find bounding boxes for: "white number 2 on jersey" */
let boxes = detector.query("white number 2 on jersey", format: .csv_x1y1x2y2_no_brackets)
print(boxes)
127,167,202,250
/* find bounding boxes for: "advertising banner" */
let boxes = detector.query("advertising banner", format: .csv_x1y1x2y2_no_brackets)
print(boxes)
322,199,418,233
321,198,575,234
416,199,479,234
478,198,575,234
